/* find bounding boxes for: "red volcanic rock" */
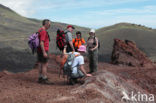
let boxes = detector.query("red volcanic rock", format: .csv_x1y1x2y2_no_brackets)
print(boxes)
111,39,155,68
0,55,155,103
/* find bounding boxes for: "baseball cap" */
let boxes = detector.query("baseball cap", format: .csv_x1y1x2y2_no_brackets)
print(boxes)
67,25,75,29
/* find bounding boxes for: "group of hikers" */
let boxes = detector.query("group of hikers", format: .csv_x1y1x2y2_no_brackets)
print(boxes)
29,19,99,85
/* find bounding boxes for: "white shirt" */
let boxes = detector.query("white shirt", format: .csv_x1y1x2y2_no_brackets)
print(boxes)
68,52,84,74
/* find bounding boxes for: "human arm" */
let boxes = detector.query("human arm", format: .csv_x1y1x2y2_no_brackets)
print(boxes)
82,38,86,45
40,41,48,58
63,45,67,55
69,40,75,52
78,56,92,77
79,65,92,77
67,32,75,52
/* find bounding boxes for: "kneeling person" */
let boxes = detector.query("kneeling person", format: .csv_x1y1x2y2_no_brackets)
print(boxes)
63,45,92,85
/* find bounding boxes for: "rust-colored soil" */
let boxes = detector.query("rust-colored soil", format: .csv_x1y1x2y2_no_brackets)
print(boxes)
0,55,155,103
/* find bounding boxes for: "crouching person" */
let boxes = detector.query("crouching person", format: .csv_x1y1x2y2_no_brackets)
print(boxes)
63,45,92,85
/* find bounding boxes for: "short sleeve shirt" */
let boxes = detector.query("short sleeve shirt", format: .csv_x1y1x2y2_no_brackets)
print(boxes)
38,28,50,52
68,52,84,74
65,30,72,42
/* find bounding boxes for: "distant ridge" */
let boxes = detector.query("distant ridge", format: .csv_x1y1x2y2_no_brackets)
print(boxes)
0,4,156,72
0,4,89,72
0,4,15,13
96,22,156,62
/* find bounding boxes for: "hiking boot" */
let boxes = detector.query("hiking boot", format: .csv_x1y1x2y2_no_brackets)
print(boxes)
69,78,77,85
69,78,75,85
79,80,85,84
43,78,54,85
88,71,93,74
38,77,43,83
73,78,78,83
38,78,54,85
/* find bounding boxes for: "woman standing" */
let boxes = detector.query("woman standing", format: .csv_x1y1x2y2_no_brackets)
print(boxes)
87,29,99,73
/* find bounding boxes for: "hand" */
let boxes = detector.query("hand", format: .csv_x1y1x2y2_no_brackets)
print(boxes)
90,48,94,51
64,45,67,48
43,52,48,58
72,48,75,52
86,74,92,77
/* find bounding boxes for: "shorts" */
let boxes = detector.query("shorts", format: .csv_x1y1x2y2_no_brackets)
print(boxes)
37,51,49,63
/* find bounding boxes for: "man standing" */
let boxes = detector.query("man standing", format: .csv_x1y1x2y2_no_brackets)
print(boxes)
65,25,75,53
37,19,53,84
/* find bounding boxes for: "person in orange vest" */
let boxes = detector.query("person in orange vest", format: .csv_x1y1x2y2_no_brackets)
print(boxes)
72,31,85,52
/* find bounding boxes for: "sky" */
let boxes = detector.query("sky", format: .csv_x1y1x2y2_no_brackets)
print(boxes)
0,0,156,29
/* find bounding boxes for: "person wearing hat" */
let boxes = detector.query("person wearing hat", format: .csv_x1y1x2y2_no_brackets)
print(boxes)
87,29,99,73
64,25,75,53
72,31,86,52
63,45,92,85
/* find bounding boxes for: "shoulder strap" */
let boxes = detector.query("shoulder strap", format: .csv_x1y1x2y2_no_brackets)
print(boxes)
74,38,76,43
87,36,91,41
65,30,69,34
47,32,50,41
94,36,97,43
37,29,43,34
38,28,50,41
80,38,82,42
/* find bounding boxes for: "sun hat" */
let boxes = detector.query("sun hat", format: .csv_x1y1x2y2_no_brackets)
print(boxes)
77,45,86,52
90,29,95,33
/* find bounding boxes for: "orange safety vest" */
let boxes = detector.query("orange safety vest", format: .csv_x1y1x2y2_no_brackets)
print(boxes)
73,38,85,49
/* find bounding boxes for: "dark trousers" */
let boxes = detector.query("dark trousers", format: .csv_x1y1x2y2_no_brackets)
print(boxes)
66,43,73,53
88,49,98,73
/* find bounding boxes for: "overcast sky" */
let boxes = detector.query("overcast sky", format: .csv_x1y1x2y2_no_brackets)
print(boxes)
0,0,156,29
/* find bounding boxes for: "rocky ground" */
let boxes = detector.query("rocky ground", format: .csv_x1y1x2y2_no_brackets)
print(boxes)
0,54,155,103
0,39,156,103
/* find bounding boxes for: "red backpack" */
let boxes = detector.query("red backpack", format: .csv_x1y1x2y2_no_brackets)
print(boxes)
56,29,66,51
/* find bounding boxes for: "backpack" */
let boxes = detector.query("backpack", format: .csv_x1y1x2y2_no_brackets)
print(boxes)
96,37,100,49
88,36,100,49
63,52,80,78
28,32,40,54
56,29,66,51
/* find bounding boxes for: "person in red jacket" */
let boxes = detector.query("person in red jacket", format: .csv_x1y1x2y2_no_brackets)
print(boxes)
37,19,53,84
